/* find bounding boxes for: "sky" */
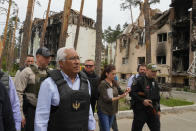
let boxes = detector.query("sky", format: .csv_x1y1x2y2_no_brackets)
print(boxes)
0,0,171,35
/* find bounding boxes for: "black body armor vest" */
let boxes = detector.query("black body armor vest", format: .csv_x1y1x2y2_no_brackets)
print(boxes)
48,70,90,131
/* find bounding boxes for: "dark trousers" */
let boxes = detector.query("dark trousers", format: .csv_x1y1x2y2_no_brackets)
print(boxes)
112,115,118,131
131,110,160,131
24,105,36,131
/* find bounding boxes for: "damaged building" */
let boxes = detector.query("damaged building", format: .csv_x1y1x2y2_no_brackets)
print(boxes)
19,9,96,63
115,0,196,90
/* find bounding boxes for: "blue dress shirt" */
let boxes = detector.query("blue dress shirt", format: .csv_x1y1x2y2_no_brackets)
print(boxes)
127,74,139,88
9,77,22,131
34,71,96,131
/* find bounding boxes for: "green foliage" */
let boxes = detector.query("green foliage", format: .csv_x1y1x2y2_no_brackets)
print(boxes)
9,63,19,76
119,98,130,111
1,55,7,71
103,24,123,44
160,97,194,107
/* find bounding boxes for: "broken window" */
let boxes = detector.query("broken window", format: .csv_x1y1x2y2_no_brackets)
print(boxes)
157,56,166,64
122,57,128,64
157,77,166,84
138,57,145,64
184,78,189,86
121,74,126,79
123,38,127,48
158,33,167,43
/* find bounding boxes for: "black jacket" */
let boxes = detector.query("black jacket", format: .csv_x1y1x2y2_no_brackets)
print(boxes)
131,75,160,112
82,69,100,113
0,81,16,131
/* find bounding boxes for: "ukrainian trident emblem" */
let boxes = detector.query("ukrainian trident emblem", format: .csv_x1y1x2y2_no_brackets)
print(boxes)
72,101,80,111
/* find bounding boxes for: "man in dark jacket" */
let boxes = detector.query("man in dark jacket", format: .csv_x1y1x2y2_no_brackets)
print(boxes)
131,63,161,131
82,59,100,114
0,81,16,131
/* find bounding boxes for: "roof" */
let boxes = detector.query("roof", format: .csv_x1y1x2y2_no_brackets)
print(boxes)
33,9,95,24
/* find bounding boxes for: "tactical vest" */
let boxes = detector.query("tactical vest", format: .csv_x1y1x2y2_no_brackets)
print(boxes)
0,70,9,92
24,65,48,106
48,70,90,131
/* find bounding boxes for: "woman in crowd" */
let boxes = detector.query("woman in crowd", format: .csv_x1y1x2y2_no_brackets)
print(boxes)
97,65,128,131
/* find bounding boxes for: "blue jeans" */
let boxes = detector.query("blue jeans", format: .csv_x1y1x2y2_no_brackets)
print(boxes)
98,111,115,131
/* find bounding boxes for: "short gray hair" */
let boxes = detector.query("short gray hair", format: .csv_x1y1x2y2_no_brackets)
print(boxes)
56,47,74,62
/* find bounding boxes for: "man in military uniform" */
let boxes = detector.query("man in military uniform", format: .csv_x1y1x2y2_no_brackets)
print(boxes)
14,54,34,80
34,47,95,131
131,63,160,131
15,47,51,131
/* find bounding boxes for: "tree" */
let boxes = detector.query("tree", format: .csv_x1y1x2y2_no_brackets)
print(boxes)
1,0,12,58
19,0,35,68
59,0,72,48
39,0,52,47
121,0,160,64
73,0,84,50
103,25,122,64
95,0,103,75
8,9,18,72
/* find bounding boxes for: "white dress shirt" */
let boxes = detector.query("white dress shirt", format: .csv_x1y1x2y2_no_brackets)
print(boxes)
34,71,96,131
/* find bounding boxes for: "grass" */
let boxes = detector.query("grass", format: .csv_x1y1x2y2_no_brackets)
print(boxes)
160,97,194,107
118,97,194,111
118,98,130,111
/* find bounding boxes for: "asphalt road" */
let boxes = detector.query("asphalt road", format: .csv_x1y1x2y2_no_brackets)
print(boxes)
95,110,196,131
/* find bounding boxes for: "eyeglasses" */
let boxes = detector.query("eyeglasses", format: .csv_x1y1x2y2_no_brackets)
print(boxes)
64,56,80,61
85,65,94,68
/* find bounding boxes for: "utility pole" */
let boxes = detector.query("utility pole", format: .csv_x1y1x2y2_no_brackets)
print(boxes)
20,0,35,68
74,0,84,50
39,0,52,47
59,0,72,48
1,0,12,57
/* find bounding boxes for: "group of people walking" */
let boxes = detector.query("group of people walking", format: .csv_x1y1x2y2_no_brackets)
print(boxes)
0,46,161,131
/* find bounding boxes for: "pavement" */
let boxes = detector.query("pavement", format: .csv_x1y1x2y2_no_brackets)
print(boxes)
94,90,196,131
95,110,196,131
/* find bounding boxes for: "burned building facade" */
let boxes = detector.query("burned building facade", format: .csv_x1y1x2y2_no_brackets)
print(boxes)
115,0,196,90
19,9,96,63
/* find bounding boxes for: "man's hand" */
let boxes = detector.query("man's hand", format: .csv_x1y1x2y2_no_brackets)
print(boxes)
21,117,26,128
125,88,131,93
157,111,161,118
143,99,152,107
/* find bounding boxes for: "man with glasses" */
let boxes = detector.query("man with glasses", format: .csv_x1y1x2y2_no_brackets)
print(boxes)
82,59,99,114
34,47,96,131
15,47,51,131
130,63,161,131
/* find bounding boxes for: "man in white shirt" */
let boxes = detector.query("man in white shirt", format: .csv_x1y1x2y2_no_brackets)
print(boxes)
34,47,96,131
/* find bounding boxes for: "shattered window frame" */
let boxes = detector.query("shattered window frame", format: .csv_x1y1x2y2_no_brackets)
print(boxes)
157,33,167,43
122,57,128,64
138,57,145,65
157,56,166,64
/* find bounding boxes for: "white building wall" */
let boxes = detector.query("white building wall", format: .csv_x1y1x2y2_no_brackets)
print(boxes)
66,24,96,63
30,24,96,64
